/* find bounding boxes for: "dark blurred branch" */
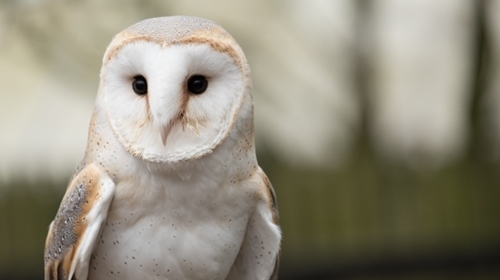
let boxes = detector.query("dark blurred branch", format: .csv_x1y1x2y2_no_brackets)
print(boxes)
468,0,490,160
353,0,372,157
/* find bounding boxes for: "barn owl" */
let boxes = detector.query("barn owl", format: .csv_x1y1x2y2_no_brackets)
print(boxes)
44,16,280,280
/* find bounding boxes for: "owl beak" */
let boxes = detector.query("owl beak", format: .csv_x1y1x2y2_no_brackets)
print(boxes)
160,123,173,146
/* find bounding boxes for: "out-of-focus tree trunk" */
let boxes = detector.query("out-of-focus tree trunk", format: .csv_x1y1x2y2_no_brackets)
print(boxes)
482,0,500,162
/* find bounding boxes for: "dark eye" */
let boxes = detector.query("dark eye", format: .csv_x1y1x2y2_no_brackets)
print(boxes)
187,75,208,94
132,75,148,95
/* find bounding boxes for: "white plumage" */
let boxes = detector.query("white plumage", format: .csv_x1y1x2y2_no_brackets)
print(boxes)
44,16,280,280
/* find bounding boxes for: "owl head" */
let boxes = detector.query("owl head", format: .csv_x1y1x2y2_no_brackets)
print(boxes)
97,16,252,163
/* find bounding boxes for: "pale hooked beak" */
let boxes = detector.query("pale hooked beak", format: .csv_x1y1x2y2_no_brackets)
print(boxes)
160,123,174,146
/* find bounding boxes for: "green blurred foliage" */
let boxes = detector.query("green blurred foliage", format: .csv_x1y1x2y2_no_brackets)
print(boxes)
259,148,500,278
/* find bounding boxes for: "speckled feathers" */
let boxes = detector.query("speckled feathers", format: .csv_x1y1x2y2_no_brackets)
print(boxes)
44,16,280,280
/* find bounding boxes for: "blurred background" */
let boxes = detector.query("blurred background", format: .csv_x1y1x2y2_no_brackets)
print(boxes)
1,0,500,279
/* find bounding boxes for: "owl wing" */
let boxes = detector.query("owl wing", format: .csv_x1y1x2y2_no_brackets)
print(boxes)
226,167,281,280
44,163,116,280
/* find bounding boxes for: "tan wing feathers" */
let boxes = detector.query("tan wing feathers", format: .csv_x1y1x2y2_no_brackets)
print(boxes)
44,163,115,280
257,168,279,224
256,168,280,280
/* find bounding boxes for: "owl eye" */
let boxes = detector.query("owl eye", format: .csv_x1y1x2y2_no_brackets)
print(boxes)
132,75,148,95
187,75,208,94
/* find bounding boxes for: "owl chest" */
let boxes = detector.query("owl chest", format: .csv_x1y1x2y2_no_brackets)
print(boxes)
88,177,256,280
